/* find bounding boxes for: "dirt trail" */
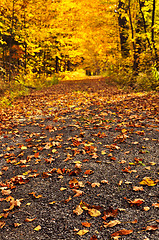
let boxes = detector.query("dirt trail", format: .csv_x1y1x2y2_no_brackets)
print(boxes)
0,79,159,240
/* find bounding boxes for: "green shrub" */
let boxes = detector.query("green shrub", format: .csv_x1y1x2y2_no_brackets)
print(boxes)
136,67,159,91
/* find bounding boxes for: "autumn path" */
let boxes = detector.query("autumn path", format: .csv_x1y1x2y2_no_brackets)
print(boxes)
0,79,159,240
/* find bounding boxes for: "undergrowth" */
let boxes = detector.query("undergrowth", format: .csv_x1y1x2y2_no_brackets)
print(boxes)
0,73,59,109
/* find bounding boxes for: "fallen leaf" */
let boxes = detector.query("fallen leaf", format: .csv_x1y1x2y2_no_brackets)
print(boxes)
60,187,67,191
49,201,56,204
143,206,150,211
73,205,83,215
29,192,42,198
0,221,5,228
101,180,108,184
84,170,94,175
124,197,144,206
104,220,121,228
21,146,27,150
81,221,91,227
88,208,101,217
91,182,100,187
102,207,118,220
76,229,89,236
14,223,21,227
111,229,133,237
152,203,159,208
34,225,41,231
1,189,12,195
140,177,156,186
133,186,144,191
72,189,83,197
25,217,36,222
145,225,158,231
118,180,123,186
132,219,138,223
90,235,97,240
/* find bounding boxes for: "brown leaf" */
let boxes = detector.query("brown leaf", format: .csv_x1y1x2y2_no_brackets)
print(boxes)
104,220,121,228
90,235,97,240
111,229,133,237
102,207,118,220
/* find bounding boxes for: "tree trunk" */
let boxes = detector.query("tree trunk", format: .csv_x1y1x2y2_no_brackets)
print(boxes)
151,0,158,68
118,0,130,58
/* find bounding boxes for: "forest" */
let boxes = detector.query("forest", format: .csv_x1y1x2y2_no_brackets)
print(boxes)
0,0,159,96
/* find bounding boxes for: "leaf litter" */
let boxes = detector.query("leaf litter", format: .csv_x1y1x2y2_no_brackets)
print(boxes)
0,78,158,239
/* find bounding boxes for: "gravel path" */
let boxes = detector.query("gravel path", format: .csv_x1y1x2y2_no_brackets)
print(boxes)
0,79,158,240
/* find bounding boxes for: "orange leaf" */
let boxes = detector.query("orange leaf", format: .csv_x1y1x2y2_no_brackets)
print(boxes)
72,189,83,197
1,189,12,195
29,192,42,198
152,203,159,208
81,222,91,227
111,229,133,237
25,217,36,222
84,170,94,175
14,223,21,227
34,152,39,158
145,225,158,231
124,197,144,206
0,221,5,228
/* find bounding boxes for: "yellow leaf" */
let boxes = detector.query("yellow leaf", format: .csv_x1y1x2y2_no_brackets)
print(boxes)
91,182,100,187
49,201,56,204
21,146,27,150
140,177,156,186
88,208,101,217
60,187,67,191
77,229,89,236
143,207,150,211
73,205,83,215
34,225,41,231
